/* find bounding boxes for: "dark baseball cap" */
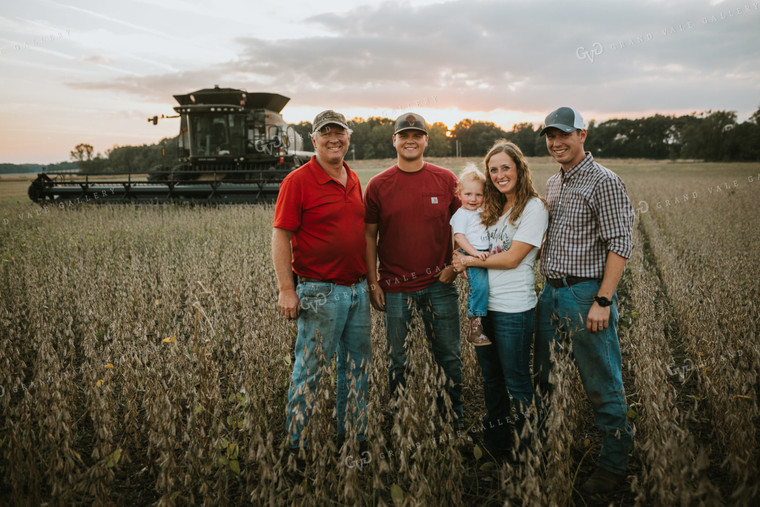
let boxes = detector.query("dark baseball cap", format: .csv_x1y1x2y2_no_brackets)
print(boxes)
539,107,585,136
312,110,349,133
394,112,428,135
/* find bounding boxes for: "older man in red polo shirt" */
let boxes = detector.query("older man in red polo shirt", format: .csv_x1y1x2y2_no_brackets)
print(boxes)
272,110,371,449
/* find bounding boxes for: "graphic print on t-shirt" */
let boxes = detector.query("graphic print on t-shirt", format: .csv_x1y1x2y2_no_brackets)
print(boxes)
488,220,510,255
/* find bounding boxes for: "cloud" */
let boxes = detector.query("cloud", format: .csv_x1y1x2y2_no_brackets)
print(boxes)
64,0,760,119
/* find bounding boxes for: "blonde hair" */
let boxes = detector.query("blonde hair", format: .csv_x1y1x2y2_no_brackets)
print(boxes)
456,163,486,195
481,140,547,227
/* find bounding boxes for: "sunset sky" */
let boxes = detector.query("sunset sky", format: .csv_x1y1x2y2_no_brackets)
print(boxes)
1,0,758,164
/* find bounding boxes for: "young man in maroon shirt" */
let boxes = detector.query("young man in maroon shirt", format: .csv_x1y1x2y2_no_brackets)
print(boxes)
364,112,463,425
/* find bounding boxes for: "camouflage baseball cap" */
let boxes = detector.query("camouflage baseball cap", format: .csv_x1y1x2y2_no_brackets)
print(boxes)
394,112,428,135
312,110,349,133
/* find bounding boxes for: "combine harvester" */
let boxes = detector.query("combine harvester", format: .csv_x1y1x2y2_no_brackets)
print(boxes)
28,86,312,204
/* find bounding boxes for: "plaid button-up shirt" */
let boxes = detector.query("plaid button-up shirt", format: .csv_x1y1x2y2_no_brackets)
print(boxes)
540,152,634,279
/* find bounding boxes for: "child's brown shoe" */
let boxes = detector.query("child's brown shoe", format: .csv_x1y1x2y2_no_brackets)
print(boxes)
468,317,492,346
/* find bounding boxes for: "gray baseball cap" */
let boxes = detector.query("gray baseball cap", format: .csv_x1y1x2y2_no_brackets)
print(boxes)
394,112,428,134
539,107,585,136
312,110,349,133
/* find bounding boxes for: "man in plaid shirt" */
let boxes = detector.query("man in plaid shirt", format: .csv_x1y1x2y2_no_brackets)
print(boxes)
534,107,634,496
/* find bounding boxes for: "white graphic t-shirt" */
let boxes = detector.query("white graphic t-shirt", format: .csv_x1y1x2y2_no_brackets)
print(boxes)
486,197,549,313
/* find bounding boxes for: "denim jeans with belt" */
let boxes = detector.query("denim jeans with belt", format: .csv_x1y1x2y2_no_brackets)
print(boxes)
384,280,463,423
286,280,372,447
475,308,536,453
534,279,632,474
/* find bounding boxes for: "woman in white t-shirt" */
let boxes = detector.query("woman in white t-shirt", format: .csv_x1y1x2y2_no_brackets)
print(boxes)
452,140,548,459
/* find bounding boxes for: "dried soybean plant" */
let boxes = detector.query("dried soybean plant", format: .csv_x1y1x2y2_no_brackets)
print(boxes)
2,161,759,506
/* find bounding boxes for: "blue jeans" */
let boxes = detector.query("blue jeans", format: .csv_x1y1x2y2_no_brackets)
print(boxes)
460,249,488,318
384,281,463,423
286,280,372,447
534,279,632,474
475,309,536,453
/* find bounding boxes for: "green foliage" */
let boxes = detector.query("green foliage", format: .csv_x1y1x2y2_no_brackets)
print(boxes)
509,122,538,156
291,121,312,150
679,110,760,161
77,137,179,173
426,122,452,157
450,119,509,157
585,114,686,159
583,108,760,161
0,161,77,175
62,105,760,172
348,117,396,159
69,143,93,163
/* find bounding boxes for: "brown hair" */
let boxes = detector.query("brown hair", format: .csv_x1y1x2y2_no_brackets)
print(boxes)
480,140,547,227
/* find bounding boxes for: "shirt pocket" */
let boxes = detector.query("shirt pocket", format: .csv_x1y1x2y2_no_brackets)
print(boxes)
423,192,449,220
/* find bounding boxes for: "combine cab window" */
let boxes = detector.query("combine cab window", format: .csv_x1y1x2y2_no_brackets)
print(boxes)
190,114,245,157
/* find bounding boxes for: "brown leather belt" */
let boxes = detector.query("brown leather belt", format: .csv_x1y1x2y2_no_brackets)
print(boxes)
299,274,366,285
546,276,598,289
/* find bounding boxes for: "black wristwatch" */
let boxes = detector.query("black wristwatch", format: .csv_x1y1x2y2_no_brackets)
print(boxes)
593,295,612,307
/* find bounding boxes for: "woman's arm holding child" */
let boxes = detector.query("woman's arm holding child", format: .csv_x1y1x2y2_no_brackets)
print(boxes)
453,233,489,261
453,241,533,271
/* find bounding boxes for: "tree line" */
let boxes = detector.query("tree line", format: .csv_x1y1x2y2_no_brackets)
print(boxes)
297,108,760,161
70,139,179,174
0,161,76,175
70,107,759,172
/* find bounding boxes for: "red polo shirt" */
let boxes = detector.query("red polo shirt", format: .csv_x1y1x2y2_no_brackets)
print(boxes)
273,156,366,285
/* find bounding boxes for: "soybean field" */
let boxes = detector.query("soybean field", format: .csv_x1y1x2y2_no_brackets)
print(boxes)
0,157,758,505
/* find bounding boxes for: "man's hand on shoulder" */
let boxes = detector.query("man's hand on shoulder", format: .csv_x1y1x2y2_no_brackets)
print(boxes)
278,288,300,320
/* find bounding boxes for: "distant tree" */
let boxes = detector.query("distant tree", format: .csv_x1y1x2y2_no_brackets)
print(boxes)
349,117,395,160
450,119,508,157
507,122,537,156
76,137,178,173
586,115,687,159
347,117,372,159
42,161,78,172
533,122,552,158
369,120,396,159
749,106,760,125
681,110,738,161
722,112,760,161
290,121,313,151
69,143,94,164
426,122,451,157
79,154,108,173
